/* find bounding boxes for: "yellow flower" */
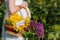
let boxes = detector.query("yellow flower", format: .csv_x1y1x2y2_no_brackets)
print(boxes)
14,27,16,31
16,28,19,32
5,12,30,32
24,17,30,26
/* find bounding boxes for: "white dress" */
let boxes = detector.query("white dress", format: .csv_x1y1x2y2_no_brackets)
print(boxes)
2,0,31,40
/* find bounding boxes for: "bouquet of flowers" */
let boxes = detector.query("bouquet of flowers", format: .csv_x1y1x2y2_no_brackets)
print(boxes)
4,8,30,37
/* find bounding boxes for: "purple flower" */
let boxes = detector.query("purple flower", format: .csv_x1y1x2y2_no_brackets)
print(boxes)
30,20,44,39
24,27,29,32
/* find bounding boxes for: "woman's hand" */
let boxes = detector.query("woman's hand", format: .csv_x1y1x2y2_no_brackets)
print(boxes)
22,1,28,7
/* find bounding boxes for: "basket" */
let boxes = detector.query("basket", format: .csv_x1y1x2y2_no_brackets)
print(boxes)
4,7,31,37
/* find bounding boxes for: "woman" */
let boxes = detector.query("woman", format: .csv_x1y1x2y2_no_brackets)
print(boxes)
2,0,31,40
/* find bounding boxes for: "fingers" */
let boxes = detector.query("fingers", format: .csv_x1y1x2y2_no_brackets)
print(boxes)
23,1,28,7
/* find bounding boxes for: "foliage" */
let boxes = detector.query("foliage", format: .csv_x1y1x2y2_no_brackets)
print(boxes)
26,0,60,40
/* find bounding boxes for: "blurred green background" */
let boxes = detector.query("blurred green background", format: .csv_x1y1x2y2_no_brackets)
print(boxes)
0,0,60,40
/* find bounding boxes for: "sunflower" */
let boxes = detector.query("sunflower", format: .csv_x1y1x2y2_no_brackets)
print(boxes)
5,12,30,32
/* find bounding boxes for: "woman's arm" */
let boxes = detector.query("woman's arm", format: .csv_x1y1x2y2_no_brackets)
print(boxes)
9,0,21,14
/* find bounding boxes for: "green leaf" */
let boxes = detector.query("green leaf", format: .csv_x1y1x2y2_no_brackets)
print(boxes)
48,32,55,39
22,32,27,38
33,15,38,20
52,24,60,32
5,20,12,26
